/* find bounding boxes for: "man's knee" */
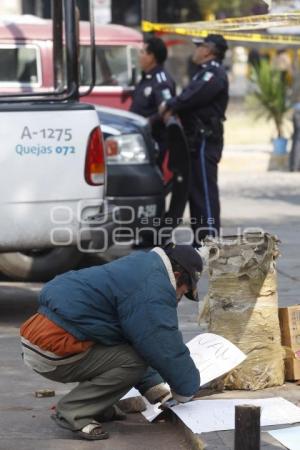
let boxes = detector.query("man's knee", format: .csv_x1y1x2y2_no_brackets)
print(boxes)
118,346,147,383
120,345,147,370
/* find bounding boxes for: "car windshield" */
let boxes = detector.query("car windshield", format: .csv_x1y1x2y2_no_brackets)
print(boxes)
80,45,139,87
0,45,39,85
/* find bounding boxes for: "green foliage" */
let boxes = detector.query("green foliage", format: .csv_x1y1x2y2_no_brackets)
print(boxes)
249,60,290,137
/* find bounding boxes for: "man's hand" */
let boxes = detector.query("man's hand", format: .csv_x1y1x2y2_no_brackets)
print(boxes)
158,102,167,116
162,110,173,124
144,384,171,405
159,397,179,410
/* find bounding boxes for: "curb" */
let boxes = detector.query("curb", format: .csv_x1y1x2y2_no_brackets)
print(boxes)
220,152,270,173
172,413,205,450
121,397,206,448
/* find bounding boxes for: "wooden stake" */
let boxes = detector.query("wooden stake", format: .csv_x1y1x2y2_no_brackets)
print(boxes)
234,404,261,450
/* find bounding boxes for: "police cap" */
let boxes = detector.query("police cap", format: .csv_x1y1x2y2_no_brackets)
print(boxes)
193,34,228,54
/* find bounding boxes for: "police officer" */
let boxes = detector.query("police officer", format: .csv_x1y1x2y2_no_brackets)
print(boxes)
160,34,229,244
130,37,176,165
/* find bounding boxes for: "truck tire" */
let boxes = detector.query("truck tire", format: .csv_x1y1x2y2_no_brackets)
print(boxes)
0,247,82,282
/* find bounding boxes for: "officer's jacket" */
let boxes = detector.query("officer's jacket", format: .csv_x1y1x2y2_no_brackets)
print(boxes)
131,65,175,119
166,59,229,143
38,249,200,399
130,65,175,145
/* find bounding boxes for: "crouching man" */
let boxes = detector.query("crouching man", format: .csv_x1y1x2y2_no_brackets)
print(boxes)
20,243,202,440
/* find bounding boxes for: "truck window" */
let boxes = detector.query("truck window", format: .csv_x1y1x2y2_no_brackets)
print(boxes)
80,45,138,87
0,45,40,86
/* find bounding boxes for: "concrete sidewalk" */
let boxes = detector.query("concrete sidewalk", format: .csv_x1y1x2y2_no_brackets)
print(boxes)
221,144,274,173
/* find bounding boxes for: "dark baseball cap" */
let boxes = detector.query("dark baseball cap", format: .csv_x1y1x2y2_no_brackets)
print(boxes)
192,34,228,53
164,243,203,301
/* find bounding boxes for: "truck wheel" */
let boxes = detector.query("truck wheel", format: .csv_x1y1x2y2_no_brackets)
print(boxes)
0,247,82,282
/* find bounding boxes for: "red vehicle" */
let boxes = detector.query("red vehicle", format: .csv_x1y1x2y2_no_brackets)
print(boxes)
0,17,142,109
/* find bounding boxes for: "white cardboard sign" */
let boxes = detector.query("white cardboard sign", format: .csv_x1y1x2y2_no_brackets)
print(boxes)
172,398,300,434
186,333,246,387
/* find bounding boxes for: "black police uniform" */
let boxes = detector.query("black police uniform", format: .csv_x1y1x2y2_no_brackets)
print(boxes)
166,59,229,243
130,65,176,164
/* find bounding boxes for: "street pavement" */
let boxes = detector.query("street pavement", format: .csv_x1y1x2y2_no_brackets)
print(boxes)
0,144,300,449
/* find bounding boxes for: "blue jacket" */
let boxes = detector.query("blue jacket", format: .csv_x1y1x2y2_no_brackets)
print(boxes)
38,249,200,398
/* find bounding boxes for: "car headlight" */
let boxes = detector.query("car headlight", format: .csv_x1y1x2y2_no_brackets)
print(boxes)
105,134,149,165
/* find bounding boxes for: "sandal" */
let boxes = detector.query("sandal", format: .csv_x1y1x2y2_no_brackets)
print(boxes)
51,413,109,440
77,421,109,441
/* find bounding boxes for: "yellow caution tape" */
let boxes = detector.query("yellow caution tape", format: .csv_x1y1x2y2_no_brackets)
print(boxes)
142,11,300,45
198,11,300,31
143,11,300,32
214,31,300,45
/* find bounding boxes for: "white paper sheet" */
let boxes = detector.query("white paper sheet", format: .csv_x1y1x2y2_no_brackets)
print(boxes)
141,398,163,422
121,387,140,400
172,398,300,434
187,333,246,387
268,425,300,450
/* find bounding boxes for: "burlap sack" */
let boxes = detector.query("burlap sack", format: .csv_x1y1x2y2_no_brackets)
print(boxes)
199,233,284,390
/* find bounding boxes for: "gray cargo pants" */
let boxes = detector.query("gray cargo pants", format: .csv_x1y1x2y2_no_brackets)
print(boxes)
39,343,146,430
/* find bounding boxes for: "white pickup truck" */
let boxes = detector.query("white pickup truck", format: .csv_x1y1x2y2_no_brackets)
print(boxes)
0,102,115,280
0,2,116,280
